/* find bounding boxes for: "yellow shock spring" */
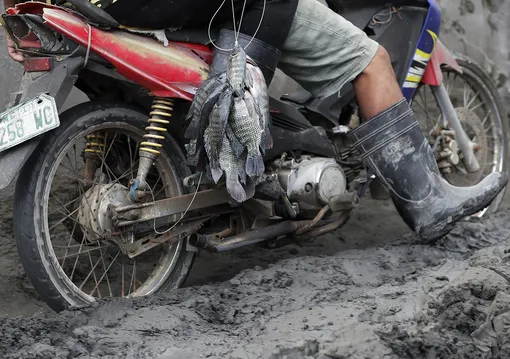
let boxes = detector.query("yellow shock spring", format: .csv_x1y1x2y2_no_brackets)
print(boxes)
84,133,105,155
83,132,105,182
140,97,174,156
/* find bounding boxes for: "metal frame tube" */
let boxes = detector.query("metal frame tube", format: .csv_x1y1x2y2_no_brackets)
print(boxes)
114,189,230,227
431,83,480,172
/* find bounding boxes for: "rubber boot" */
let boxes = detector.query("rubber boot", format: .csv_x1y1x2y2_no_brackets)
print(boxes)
209,29,281,85
347,98,508,242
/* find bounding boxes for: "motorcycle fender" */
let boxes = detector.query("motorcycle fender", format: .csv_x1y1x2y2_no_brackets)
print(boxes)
42,8,210,100
421,40,463,86
0,57,83,190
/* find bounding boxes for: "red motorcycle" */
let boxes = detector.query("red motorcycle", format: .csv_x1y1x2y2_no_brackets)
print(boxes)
0,0,507,312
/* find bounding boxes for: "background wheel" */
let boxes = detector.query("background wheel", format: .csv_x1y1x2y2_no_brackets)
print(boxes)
13,101,195,312
412,53,509,216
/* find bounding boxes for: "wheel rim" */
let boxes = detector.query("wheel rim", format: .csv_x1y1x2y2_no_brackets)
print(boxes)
42,122,184,303
412,65,505,217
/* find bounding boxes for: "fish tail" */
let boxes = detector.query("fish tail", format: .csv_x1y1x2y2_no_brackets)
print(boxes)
245,151,265,177
243,177,256,199
185,106,194,123
184,116,201,139
226,176,247,203
210,166,223,183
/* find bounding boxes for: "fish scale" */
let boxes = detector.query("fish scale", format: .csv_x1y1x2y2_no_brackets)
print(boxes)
185,81,229,168
245,91,261,138
186,74,221,125
226,121,245,158
184,45,271,203
227,45,247,97
185,76,227,140
230,97,263,177
204,90,233,182
247,63,272,151
218,135,247,203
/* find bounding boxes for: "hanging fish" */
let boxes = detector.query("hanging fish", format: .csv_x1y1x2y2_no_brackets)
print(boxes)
185,75,228,168
227,45,247,98
230,96,264,177
204,89,233,182
246,62,272,152
225,122,245,158
185,74,227,140
184,42,272,203
245,61,254,90
186,74,220,124
218,135,247,203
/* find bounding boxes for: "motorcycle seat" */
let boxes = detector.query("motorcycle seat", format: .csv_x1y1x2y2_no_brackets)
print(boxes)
64,0,120,29
164,28,219,45
66,0,219,45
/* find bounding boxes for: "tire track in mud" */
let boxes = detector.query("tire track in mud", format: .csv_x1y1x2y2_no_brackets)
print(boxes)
2,204,510,358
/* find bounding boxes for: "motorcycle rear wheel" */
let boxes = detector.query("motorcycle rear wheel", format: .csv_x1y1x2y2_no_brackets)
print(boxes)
13,101,195,312
412,53,509,216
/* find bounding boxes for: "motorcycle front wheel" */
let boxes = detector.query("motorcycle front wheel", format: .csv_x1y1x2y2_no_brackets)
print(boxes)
412,53,509,216
13,101,195,312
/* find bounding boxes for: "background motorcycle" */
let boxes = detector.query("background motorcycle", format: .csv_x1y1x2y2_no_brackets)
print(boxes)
0,0,507,312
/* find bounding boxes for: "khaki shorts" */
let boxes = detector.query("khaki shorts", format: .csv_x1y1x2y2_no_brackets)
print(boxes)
279,0,379,98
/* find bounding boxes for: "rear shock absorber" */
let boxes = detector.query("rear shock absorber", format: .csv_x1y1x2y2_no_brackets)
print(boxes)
130,97,174,201
83,132,105,185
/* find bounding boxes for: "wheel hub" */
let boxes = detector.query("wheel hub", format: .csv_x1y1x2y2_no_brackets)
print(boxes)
78,183,131,242
431,107,488,186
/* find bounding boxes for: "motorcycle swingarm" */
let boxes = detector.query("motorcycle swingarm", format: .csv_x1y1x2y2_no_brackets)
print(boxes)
110,189,232,228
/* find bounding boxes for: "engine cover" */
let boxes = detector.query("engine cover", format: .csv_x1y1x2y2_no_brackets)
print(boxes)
277,156,347,210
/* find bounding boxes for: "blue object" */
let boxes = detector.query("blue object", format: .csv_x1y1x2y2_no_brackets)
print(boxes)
401,0,442,101
129,179,140,202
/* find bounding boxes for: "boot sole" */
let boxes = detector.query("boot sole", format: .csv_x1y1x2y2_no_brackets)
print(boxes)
418,177,508,242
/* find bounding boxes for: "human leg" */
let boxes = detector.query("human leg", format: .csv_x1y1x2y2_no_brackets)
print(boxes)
279,0,507,240
347,99,507,241
278,0,401,119
352,46,403,119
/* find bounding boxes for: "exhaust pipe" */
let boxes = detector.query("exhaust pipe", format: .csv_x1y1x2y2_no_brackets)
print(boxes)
189,211,351,252
189,220,307,252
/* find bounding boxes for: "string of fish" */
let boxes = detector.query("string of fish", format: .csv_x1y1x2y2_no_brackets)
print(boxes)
184,0,271,204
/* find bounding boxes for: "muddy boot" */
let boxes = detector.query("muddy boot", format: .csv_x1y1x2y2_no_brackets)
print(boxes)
209,29,281,85
347,98,508,242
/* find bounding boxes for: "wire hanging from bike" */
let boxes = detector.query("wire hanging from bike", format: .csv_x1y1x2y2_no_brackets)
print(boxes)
370,6,402,26
208,0,267,51
134,0,269,234
184,0,272,204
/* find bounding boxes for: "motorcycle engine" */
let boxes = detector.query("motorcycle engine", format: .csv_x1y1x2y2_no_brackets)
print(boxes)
277,156,347,212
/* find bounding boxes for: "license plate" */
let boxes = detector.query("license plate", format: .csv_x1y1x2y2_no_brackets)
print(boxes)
0,94,60,153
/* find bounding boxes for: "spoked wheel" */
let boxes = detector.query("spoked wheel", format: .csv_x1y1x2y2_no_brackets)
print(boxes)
412,53,509,216
14,101,194,312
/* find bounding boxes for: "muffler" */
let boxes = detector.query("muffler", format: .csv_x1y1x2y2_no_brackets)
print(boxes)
189,211,351,252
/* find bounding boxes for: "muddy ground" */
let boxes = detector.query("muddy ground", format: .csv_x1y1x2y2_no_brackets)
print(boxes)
2,179,510,358
1,1,510,356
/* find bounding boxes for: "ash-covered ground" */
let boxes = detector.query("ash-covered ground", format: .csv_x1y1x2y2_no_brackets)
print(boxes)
2,183,510,359
1,2,510,358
